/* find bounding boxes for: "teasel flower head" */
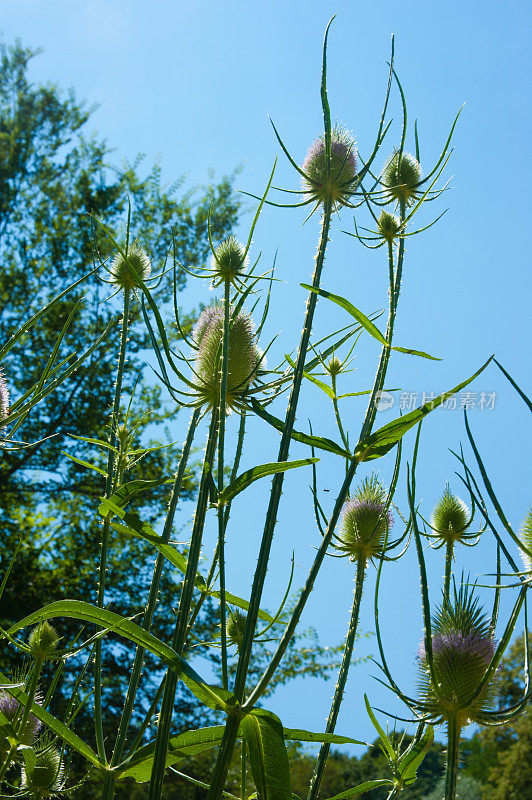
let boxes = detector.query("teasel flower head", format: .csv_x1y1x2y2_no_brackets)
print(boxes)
377,210,402,243
109,242,151,291
431,487,470,546
28,621,60,662
211,235,249,288
417,585,496,726
302,125,357,209
0,691,42,745
192,305,263,411
519,508,532,574
226,610,247,650
20,745,65,798
335,475,393,564
326,355,342,378
0,368,9,425
382,150,422,206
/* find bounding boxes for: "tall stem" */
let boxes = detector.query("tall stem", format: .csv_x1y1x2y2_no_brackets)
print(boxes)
100,409,201,800
218,280,231,690
307,558,367,800
206,198,333,800
94,287,131,762
148,409,219,800
444,540,454,604
445,715,461,800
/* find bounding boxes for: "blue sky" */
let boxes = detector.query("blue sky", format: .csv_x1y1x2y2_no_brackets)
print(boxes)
2,0,531,753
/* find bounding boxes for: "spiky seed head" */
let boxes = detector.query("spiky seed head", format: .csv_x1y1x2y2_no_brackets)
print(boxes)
193,305,262,410
519,508,532,573
382,150,422,205
109,242,151,291
326,355,342,377
336,475,392,563
0,692,42,745
211,236,248,287
431,487,470,545
377,210,402,243
226,610,247,650
0,369,9,424
417,588,496,726
302,125,357,209
28,621,60,662
20,747,64,797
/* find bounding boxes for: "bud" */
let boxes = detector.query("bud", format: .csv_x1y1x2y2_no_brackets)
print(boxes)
336,475,392,563
326,355,342,378
377,210,402,243
211,236,248,287
0,692,41,745
20,747,64,797
302,125,357,208
109,242,151,291
28,622,60,662
417,589,496,725
382,150,422,205
519,508,532,573
431,487,469,545
193,305,262,410
226,610,247,650
0,369,9,425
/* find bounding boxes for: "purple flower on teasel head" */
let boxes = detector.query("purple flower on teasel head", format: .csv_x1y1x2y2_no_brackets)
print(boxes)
0,691,42,744
302,125,357,209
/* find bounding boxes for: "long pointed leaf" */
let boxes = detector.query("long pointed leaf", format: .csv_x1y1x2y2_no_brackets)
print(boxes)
218,458,318,506
241,709,292,800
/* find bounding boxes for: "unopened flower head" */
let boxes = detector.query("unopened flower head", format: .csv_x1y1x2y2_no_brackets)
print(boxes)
28,621,60,662
377,210,402,243
0,691,42,745
431,487,470,545
302,125,357,209
193,305,262,410
326,355,342,378
382,150,422,206
417,588,496,725
226,609,247,650
519,508,532,573
336,475,392,563
0,369,9,425
109,242,151,291
211,236,249,287
20,746,64,798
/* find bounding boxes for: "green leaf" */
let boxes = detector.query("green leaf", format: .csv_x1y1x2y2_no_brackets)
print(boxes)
283,729,365,746
100,477,173,511
285,352,335,399
364,695,395,762
301,285,440,360
218,458,319,506
241,709,292,800
324,780,393,799
248,398,351,459
6,602,235,712
62,452,107,477
115,726,226,782
0,672,104,768
355,357,493,462
398,725,434,784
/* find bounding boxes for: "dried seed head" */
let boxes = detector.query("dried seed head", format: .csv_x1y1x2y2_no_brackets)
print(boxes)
193,305,262,410
0,692,42,744
382,150,422,205
377,210,402,243
20,747,64,797
109,243,151,291
417,589,496,725
519,508,532,573
28,621,60,662
0,369,9,424
302,125,357,208
337,475,392,563
431,487,469,545
226,610,247,650
211,236,248,287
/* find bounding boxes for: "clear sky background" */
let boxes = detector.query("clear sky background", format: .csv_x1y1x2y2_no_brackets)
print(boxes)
2,0,531,751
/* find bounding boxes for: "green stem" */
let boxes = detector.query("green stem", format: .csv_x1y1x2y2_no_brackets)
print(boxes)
444,540,454,605
205,198,333,800
307,559,367,800
94,287,131,762
218,280,231,690
445,715,461,800
148,409,219,800
100,409,201,800
241,739,247,800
